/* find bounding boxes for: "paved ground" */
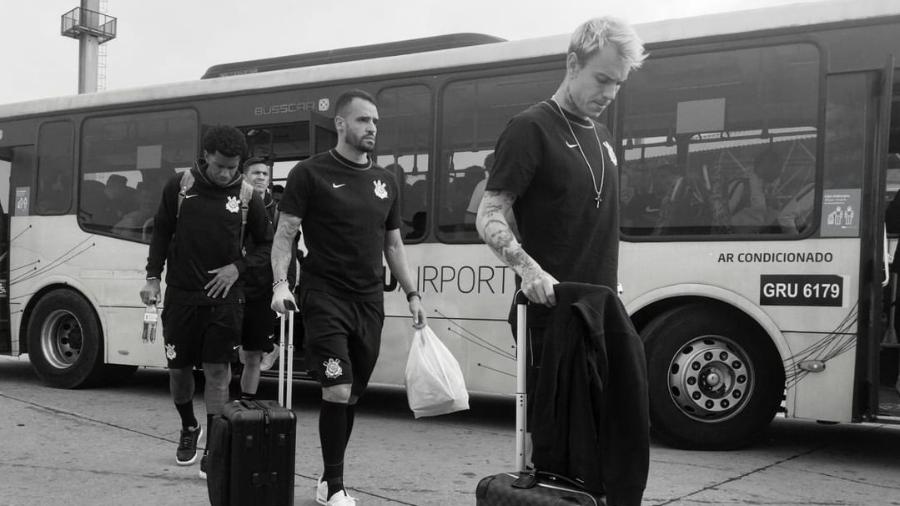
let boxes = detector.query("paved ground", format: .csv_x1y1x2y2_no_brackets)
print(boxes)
1,355,900,505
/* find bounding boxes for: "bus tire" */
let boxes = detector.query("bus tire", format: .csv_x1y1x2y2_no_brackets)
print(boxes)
642,303,784,450
27,290,107,389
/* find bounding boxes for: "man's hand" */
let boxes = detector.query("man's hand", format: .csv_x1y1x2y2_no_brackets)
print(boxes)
409,296,427,329
270,283,296,314
205,264,239,298
140,279,161,306
521,269,559,306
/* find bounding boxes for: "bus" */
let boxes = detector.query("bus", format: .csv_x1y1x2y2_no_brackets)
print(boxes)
0,0,898,450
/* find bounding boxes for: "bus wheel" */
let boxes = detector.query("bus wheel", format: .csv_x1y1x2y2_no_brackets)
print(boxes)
642,303,784,450
27,290,107,389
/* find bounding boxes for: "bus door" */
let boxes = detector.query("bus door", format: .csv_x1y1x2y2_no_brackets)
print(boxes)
0,147,10,354
238,114,336,376
241,113,337,187
879,61,900,419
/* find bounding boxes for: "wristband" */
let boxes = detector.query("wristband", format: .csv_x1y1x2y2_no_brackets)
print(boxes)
146,276,159,281
272,278,288,288
406,290,421,302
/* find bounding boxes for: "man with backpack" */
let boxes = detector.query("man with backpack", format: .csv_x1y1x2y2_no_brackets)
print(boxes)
139,125,273,477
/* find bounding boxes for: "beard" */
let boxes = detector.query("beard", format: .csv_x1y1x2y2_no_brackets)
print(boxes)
347,131,376,153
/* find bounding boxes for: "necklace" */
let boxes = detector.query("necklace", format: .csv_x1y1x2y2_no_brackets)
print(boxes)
548,97,606,208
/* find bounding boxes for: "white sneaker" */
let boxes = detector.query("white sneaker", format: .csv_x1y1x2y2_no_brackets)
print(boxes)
326,491,357,506
317,478,356,506
260,344,280,371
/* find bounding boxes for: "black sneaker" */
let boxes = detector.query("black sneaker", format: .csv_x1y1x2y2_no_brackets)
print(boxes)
198,450,209,479
175,426,202,466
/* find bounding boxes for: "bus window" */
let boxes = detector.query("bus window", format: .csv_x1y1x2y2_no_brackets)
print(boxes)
79,109,197,241
36,121,75,215
439,69,560,243
376,85,432,242
887,81,900,203
621,43,820,237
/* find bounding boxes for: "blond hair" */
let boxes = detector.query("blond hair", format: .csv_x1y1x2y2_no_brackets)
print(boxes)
568,16,647,70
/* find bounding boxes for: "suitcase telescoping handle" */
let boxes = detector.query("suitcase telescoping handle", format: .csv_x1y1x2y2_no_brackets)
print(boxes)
278,299,298,410
514,290,528,473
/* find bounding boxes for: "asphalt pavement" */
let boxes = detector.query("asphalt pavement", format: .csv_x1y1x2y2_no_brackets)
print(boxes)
2,355,900,505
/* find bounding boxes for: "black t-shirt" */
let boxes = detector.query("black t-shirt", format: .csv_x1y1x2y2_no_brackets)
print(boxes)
279,150,401,301
486,100,620,292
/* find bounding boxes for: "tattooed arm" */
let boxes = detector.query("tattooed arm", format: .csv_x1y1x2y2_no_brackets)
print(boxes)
270,212,302,313
476,190,558,306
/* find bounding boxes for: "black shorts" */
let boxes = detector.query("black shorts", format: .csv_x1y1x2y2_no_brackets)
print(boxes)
162,303,243,368
242,298,277,352
300,288,383,397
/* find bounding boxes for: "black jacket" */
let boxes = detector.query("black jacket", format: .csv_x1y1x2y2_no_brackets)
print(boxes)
146,162,273,305
531,283,649,506
242,190,277,301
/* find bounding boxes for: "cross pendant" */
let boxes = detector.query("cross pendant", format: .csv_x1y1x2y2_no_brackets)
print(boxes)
595,194,602,208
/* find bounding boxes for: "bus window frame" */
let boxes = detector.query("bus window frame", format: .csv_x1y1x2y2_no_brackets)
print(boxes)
375,82,435,245
434,59,568,245
617,35,828,243
77,106,200,243
35,119,76,217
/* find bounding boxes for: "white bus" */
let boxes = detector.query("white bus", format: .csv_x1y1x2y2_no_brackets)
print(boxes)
0,0,897,449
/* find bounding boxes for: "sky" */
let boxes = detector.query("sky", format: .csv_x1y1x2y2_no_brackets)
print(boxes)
0,0,832,105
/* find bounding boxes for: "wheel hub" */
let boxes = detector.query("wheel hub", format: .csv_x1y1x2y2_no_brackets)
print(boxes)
668,335,753,422
41,309,83,369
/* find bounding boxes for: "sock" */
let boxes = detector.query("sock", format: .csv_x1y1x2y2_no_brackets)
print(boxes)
345,404,356,449
240,392,256,400
320,400,348,498
175,401,197,430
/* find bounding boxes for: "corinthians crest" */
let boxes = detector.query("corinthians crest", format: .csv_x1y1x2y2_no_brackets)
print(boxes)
323,358,343,379
165,344,177,360
225,195,240,213
373,180,388,199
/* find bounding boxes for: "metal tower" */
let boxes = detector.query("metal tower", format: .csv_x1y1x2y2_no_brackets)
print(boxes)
60,0,117,94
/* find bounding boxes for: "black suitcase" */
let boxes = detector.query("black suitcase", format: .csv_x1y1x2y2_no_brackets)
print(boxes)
207,306,298,506
475,292,605,506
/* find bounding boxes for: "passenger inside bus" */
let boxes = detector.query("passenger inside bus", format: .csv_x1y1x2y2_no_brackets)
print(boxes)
464,152,493,225
728,148,783,229
113,182,157,241
386,163,427,240
449,165,484,228
104,174,137,220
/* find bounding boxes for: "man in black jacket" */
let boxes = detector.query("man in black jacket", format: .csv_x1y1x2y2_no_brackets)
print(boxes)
236,157,281,400
139,126,273,477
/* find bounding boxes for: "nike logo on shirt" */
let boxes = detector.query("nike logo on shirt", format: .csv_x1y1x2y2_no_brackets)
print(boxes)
332,183,346,188
565,141,578,148
183,194,198,199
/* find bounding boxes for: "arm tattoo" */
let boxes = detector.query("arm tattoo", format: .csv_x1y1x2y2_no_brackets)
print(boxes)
477,191,541,278
271,214,301,280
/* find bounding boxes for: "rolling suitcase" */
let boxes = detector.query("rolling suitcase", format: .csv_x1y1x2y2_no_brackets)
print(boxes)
207,301,299,506
475,292,605,506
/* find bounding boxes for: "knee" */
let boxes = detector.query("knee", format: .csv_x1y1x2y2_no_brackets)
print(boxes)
321,384,351,403
203,363,231,384
243,351,262,367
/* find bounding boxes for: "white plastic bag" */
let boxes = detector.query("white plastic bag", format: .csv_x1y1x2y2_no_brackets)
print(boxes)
405,325,470,418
